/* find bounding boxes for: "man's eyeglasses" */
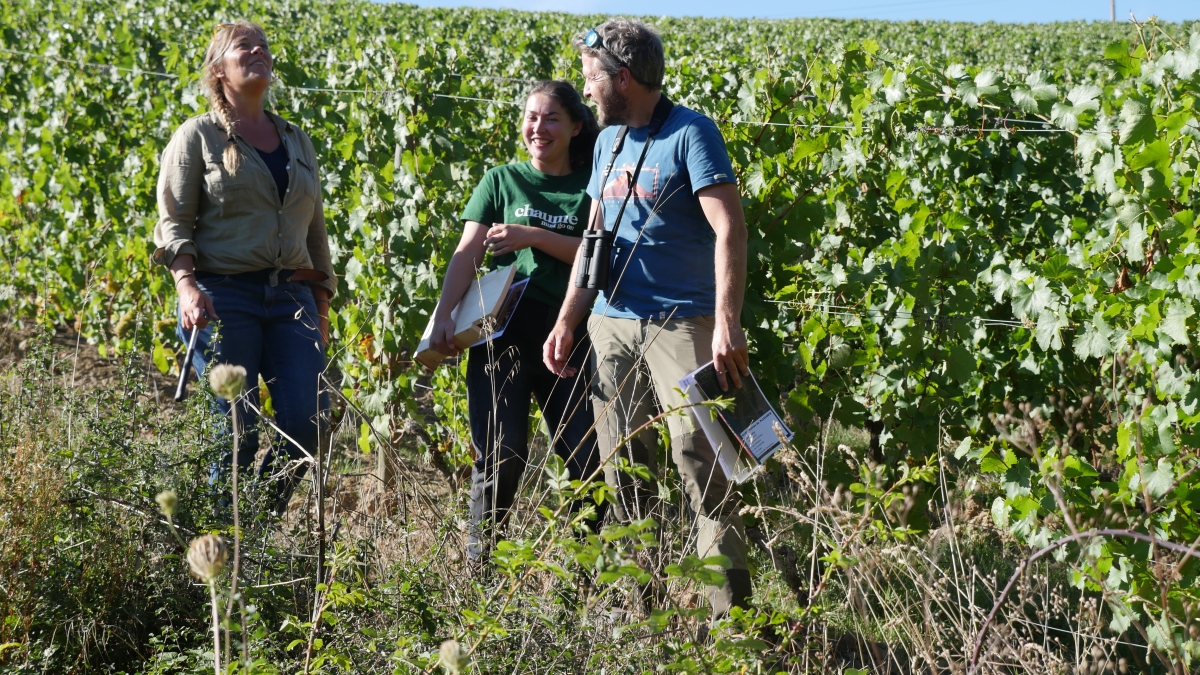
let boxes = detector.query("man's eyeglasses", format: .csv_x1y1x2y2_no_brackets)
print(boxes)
584,28,625,68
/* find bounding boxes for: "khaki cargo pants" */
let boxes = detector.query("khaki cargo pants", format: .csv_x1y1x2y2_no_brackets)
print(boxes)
587,313,750,615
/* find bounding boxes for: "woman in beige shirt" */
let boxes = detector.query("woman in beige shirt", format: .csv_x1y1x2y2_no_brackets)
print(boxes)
154,21,335,513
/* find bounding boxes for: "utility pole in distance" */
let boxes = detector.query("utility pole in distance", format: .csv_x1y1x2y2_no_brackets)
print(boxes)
1110,0,1115,22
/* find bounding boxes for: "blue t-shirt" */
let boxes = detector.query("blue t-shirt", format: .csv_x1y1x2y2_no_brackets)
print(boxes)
586,104,736,319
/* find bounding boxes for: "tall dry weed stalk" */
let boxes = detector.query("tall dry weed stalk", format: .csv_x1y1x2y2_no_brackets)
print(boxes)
188,534,228,675
210,363,248,667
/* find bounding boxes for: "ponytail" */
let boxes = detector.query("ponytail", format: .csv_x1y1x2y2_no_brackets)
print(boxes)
211,82,242,173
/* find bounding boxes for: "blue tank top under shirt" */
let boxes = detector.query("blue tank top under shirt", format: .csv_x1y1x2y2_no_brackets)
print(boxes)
255,143,289,203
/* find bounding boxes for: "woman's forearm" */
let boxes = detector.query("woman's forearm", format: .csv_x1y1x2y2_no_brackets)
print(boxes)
436,221,489,319
169,254,194,273
170,254,197,287
532,230,584,264
313,285,331,315
436,256,481,320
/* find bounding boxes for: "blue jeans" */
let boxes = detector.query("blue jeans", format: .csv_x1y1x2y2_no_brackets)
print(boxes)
179,274,328,510
465,297,602,559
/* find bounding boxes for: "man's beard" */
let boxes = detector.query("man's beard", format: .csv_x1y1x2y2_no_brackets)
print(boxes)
595,84,629,126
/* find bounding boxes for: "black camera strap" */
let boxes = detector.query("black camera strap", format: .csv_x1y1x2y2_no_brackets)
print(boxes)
587,94,675,235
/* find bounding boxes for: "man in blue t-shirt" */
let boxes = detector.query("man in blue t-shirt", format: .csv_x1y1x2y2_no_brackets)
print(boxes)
543,17,752,619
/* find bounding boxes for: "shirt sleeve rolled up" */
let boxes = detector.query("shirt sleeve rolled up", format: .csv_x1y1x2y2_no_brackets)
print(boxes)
299,134,337,297
152,123,203,267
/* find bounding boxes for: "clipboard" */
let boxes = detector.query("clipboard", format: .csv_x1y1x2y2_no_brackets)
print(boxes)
416,266,517,369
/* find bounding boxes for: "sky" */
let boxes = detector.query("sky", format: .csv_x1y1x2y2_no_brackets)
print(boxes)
397,0,1197,23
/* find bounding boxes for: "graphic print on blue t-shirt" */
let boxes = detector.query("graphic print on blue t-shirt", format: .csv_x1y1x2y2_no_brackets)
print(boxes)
586,104,736,320
600,166,659,202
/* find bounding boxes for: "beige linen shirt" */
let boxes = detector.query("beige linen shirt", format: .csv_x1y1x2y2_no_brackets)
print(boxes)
153,111,337,296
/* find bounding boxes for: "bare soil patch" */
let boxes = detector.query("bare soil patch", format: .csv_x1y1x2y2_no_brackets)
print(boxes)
0,319,177,401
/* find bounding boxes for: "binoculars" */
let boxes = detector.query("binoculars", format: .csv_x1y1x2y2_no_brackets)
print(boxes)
575,228,613,291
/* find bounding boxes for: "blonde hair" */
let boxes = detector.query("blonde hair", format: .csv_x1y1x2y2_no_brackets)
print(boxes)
200,21,270,174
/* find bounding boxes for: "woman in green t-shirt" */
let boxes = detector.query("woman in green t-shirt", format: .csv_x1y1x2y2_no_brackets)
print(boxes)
430,81,601,561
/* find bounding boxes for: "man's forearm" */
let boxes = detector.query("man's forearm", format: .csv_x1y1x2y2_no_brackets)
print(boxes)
714,228,746,326
553,197,602,327
699,182,751,387
556,254,598,330
558,285,597,330
697,182,748,327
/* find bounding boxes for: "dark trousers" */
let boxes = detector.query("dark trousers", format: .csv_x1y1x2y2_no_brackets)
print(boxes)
180,275,328,512
466,297,601,558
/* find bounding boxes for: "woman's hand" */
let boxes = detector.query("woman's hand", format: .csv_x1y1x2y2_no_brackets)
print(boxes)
485,224,542,256
313,287,331,347
429,311,460,357
178,278,218,330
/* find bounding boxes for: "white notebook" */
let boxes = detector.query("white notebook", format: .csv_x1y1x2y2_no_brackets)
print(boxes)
678,360,793,483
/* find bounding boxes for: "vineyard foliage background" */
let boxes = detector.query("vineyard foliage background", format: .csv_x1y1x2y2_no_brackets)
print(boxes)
4,0,1200,670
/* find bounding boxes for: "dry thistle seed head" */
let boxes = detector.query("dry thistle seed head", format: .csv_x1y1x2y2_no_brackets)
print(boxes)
439,639,470,674
209,363,247,400
187,534,228,581
155,490,177,516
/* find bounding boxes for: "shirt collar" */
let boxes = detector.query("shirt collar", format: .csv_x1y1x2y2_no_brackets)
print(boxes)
265,110,293,134
209,109,293,135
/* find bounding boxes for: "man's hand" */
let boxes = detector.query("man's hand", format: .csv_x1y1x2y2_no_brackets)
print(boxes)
712,318,749,391
178,279,217,330
430,312,461,357
485,224,541,256
543,321,578,377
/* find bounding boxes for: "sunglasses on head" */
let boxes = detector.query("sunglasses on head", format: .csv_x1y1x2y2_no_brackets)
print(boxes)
584,28,626,67
213,22,236,35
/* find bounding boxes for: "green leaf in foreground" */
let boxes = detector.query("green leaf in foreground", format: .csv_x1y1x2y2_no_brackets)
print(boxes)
1118,98,1156,146
1074,311,1114,359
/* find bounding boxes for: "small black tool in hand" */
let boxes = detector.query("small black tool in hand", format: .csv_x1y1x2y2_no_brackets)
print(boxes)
174,311,206,402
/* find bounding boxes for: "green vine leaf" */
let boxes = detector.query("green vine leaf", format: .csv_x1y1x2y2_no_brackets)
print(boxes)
1074,312,1115,360
1118,98,1156,146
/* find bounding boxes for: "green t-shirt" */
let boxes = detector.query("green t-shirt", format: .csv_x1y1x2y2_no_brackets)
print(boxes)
459,161,591,307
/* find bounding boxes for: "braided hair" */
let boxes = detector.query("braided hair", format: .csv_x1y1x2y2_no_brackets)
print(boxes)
200,21,270,175
527,80,599,171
